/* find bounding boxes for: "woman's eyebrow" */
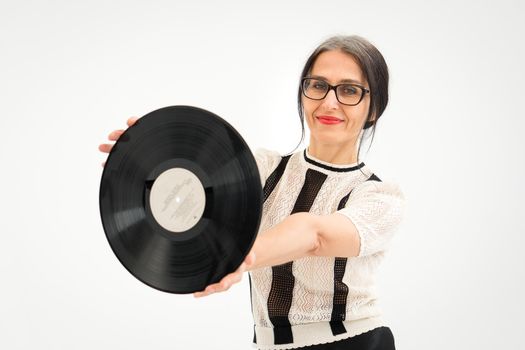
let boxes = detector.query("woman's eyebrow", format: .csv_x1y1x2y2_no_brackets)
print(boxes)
309,74,363,85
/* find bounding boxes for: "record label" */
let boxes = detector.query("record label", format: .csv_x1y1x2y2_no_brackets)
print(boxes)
149,167,206,233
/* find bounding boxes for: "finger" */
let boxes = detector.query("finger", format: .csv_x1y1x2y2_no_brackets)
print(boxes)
221,273,242,289
236,262,247,274
194,288,212,298
108,129,125,141
232,272,244,283
98,144,113,153
245,251,256,267
194,291,210,298
127,117,139,127
208,280,231,293
223,274,242,287
194,292,209,298
236,252,255,274
220,282,231,291
194,284,219,297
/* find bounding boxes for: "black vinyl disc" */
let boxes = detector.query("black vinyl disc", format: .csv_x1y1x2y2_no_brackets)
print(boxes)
99,105,263,294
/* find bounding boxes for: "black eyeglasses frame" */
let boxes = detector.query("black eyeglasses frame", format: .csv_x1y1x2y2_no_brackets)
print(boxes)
301,77,370,106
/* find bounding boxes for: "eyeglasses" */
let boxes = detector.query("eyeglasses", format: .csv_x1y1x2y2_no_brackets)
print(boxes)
301,77,370,106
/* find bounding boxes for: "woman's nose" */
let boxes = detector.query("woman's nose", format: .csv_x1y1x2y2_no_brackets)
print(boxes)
321,89,340,109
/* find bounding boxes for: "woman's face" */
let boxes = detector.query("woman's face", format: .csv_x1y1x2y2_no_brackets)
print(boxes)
303,49,371,150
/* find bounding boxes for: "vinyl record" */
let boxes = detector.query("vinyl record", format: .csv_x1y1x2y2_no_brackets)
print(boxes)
99,105,263,294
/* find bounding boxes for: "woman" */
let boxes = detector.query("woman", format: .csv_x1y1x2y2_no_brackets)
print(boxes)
99,35,405,350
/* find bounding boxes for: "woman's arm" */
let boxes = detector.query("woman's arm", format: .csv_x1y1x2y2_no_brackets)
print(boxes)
248,212,360,271
193,212,361,297
247,212,319,270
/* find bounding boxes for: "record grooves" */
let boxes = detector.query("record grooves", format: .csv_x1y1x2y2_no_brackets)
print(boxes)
99,105,262,293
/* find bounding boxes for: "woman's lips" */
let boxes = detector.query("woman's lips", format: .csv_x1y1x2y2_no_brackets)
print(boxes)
316,116,343,125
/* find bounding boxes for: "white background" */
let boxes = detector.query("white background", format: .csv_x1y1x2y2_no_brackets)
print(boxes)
1,0,524,349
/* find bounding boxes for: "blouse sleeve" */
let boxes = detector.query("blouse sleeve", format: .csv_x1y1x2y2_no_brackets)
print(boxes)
252,147,283,187
336,180,407,257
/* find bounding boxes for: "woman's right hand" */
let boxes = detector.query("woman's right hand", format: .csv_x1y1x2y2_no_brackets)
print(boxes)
98,117,139,167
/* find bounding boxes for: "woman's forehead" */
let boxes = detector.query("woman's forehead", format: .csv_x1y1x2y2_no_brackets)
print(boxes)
310,50,365,85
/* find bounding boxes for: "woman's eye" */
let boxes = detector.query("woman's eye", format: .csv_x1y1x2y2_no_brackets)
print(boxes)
341,85,358,95
313,82,327,90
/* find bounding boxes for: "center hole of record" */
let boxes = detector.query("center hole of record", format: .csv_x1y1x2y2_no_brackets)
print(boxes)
149,168,206,233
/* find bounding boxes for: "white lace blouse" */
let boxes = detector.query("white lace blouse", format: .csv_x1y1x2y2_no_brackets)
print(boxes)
249,147,406,350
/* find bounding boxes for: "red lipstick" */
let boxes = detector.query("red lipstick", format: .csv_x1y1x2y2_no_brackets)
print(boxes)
316,116,343,125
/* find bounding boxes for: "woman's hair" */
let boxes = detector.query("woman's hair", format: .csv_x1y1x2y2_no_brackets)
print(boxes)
292,35,389,166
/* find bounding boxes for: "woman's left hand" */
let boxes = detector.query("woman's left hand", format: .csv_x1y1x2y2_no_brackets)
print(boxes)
193,250,256,298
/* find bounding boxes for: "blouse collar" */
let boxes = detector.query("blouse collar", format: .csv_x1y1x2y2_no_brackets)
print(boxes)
303,147,365,173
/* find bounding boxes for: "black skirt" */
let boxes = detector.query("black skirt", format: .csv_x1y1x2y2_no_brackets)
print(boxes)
295,326,395,350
